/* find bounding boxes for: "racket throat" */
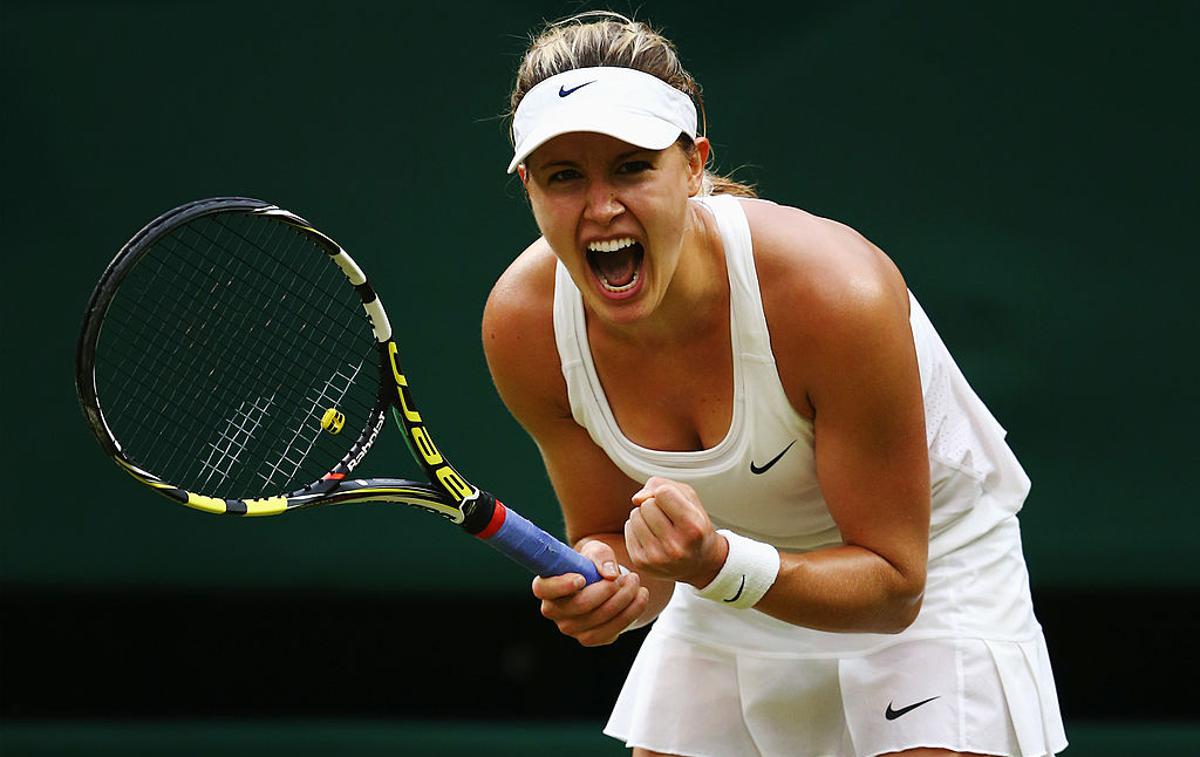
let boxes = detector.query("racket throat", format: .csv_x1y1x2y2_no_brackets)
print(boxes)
459,490,500,535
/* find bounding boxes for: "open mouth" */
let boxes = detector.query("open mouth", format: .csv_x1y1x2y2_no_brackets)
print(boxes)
586,237,645,297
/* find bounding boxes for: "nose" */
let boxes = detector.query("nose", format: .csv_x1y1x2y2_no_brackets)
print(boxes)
582,179,624,225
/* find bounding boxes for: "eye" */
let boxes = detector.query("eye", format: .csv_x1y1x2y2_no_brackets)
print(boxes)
547,168,581,183
619,160,653,174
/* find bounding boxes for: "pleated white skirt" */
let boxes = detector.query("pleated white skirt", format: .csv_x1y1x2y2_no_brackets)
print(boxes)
604,627,1067,757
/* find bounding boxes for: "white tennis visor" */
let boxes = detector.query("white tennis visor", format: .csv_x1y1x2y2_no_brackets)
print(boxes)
507,66,698,174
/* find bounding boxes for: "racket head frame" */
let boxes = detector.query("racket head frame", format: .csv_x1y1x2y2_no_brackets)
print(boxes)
75,197,486,525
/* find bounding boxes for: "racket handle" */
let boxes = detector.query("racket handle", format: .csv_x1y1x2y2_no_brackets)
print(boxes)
475,501,602,584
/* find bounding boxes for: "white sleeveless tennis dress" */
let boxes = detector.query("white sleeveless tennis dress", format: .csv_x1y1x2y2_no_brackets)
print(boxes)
552,195,1067,756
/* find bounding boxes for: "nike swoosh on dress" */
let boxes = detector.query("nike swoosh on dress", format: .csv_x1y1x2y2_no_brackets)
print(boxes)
749,440,797,475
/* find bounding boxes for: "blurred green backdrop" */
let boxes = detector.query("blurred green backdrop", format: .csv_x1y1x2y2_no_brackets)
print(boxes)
1,0,1195,594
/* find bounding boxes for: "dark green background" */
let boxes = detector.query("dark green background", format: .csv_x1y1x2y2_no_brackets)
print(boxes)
2,0,1195,593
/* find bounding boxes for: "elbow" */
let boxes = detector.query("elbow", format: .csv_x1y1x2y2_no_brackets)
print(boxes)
865,561,926,634
880,589,924,634
878,570,926,633
840,583,924,635
862,595,922,635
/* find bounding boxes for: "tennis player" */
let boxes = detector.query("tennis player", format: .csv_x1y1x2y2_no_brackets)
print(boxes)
483,12,1067,757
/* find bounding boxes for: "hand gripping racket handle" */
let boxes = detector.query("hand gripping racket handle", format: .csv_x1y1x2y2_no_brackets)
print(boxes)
471,498,602,584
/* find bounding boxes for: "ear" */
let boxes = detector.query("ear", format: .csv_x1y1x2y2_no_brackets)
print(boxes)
686,137,712,196
517,164,528,184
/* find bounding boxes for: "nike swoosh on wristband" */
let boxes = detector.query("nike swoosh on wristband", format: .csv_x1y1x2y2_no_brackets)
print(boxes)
749,440,797,475
558,81,596,97
722,575,746,603
884,696,940,720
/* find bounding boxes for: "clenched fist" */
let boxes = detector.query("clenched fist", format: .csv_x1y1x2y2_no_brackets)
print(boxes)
625,476,729,587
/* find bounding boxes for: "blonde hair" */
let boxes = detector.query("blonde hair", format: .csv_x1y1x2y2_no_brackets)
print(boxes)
508,11,757,198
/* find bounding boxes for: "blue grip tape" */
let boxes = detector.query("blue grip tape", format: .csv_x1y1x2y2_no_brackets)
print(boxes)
483,505,602,584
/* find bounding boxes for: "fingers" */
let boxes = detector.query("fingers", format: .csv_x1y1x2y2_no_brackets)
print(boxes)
626,509,687,580
633,477,702,525
626,476,719,583
632,475,673,505
578,538,622,581
531,537,624,602
578,581,649,647
556,572,650,647
624,515,645,569
626,512,675,579
631,496,673,540
534,569,649,647
531,572,588,601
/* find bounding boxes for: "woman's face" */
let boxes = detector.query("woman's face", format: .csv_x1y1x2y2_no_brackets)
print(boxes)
521,131,708,327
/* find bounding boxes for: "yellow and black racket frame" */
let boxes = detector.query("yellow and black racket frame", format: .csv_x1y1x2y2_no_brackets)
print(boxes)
75,197,499,533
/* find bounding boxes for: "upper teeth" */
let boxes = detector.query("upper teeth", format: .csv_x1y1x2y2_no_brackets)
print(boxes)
587,237,637,253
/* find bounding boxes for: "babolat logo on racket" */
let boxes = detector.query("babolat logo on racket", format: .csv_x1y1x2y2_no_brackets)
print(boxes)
387,342,476,503
347,413,386,473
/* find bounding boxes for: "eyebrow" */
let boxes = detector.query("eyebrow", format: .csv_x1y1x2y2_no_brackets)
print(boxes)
535,148,654,171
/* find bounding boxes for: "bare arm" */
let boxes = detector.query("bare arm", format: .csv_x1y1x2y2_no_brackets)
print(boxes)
759,261,929,632
481,241,674,644
626,205,930,634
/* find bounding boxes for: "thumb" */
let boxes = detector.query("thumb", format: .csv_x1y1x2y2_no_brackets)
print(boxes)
579,539,622,581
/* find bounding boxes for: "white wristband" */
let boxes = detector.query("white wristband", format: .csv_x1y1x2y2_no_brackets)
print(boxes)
694,530,780,609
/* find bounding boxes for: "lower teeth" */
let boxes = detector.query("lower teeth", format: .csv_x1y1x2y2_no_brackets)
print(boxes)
600,269,639,293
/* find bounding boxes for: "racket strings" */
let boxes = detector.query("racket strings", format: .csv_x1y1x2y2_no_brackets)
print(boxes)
104,220,376,430
101,242,269,471
95,211,382,499
186,215,375,461
193,215,381,490
101,253,374,491
100,240,328,490
257,359,365,488
101,220,370,463
105,218,373,495
196,390,278,491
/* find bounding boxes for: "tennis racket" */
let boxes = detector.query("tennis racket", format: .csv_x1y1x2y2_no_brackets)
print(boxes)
75,197,600,584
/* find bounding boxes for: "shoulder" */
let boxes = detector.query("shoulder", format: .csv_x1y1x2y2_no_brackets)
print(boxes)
484,236,557,329
742,198,909,336
737,199,914,405
482,237,571,424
